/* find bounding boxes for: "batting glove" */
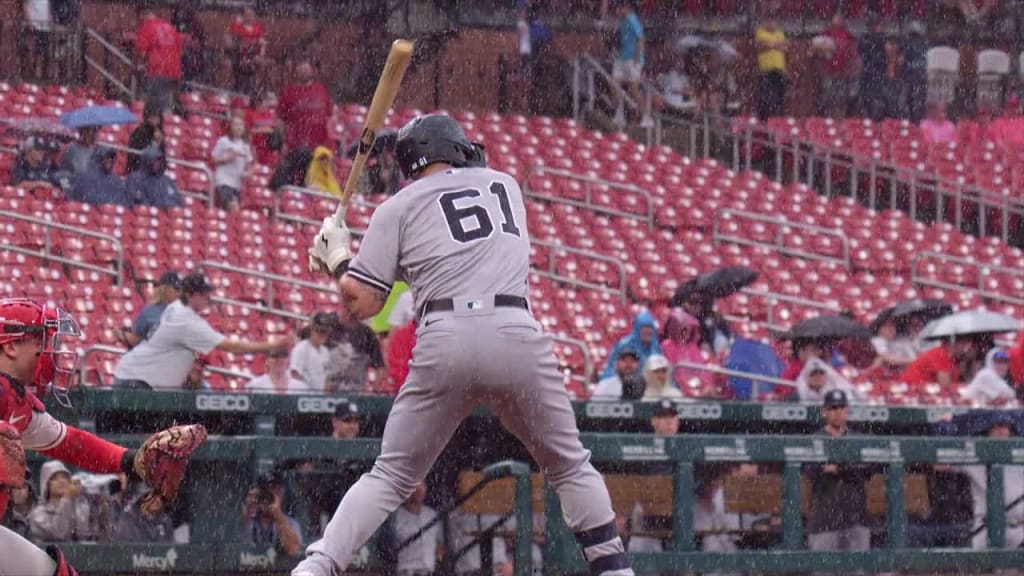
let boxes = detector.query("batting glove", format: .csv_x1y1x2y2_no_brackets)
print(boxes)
308,216,354,276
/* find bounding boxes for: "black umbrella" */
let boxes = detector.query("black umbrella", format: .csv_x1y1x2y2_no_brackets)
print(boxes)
670,266,758,305
781,315,873,341
870,299,953,334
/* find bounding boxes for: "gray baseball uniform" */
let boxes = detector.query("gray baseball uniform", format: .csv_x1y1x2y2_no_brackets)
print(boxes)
293,167,634,576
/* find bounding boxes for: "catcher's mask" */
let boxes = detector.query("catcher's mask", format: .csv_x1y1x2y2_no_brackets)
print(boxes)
0,298,81,407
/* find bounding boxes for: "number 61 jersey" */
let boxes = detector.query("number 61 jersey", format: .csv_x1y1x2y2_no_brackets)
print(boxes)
345,167,530,313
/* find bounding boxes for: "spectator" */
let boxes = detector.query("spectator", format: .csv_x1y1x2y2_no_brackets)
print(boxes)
3,484,35,538
290,312,334,393
116,271,180,348
899,21,928,123
324,315,384,393
391,483,444,575
680,292,732,355
964,417,1024,549
29,460,93,542
661,308,711,389
1010,338,1024,388
593,347,643,399
23,0,54,81
211,115,253,213
305,146,340,195
247,91,282,166
270,147,314,191
858,14,892,120
171,3,207,85
111,480,174,542
900,336,987,389
385,319,416,394
641,354,682,400
277,58,331,153
228,7,267,97
815,13,855,118
960,349,1017,406
67,147,130,207
787,358,858,404
332,402,362,439
127,101,165,173
242,471,303,557
610,0,649,127
246,349,309,394
134,7,183,114
360,140,403,197
59,126,99,177
602,310,660,379
112,272,293,390
11,136,59,191
920,101,958,144
781,338,826,381
182,355,212,391
805,391,873,564
754,13,787,119
988,96,1024,145
870,316,917,375
125,145,182,209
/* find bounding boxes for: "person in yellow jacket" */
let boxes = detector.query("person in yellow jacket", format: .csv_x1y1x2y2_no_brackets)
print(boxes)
754,14,788,119
305,146,340,195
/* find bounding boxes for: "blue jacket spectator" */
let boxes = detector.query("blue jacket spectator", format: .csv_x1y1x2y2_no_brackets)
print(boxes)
602,310,661,379
126,145,182,208
10,137,59,190
68,147,130,207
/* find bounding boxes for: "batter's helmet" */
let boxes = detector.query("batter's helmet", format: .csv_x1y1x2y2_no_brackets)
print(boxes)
394,114,486,178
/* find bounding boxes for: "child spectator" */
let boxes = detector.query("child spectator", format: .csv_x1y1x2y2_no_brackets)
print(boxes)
247,91,281,166
211,115,253,213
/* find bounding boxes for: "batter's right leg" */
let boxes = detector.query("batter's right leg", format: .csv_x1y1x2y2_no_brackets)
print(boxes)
292,328,479,576
484,322,634,576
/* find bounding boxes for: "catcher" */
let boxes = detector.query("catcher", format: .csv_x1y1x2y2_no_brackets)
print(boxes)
0,297,207,575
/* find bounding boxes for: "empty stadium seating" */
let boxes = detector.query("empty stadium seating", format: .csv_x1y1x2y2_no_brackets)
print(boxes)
0,81,1021,405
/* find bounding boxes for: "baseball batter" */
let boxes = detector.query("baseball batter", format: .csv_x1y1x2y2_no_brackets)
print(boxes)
300,114,634,576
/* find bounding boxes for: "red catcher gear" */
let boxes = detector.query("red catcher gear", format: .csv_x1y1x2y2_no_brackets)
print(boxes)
0,298,80,406
45,545,80,576
0,422,26,490
134,424,208,517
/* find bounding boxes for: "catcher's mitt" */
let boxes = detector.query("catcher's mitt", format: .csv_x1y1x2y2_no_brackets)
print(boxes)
133,424,207,517
0,421,26,490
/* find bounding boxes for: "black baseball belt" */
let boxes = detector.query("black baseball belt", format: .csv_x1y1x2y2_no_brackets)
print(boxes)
420,294,529,319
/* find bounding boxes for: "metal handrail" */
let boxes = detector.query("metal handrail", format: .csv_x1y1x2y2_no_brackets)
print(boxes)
713,208,852,268
739,287,842,331
911,251,1024,306
273,185,379,234
670,360,799,402
85,27,132,67
0,209,123,285
533,239,628,303
83,27,136,99
102,143,216,205
78,344,252,387
550,334,594,386
200,260,336,316
523,165,655,230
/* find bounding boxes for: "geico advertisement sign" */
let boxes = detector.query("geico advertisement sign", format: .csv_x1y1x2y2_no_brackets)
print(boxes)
296,397,351,414
195,394,251,411
585,403,634,418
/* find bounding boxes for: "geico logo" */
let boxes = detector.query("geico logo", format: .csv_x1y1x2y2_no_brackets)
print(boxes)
761,405,807,421
585,403,635,418
195,395,251,411
849,406,890,422
296,397,348,414
676,404,722,419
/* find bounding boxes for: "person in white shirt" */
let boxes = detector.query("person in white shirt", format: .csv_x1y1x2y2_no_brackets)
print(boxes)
392,483,443,576
641,354,683,400
289,312,334,393
961,349,1017,407
112,273,292,390
789,358,861,404
592,347,641,399
211,116,253,213
246,348,311,394
24,0,53,81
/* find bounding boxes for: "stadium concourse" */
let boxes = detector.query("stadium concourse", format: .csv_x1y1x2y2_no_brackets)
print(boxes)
0,80,1022,404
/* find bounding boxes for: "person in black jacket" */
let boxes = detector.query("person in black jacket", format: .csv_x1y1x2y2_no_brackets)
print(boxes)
126,100,165,173
68,147,130,207
805,390,875,571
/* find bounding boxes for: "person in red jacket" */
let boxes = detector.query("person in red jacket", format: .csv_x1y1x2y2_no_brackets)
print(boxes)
385,320,416,395
134,7,184,114
277,58,331,153
0,298,205,575
228,7,267,97
1010,336,1024,386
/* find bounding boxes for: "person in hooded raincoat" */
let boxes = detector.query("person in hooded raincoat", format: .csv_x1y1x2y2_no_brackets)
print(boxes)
126,145,182,208
68,147,130,207
660,307,711,389
305,145,340,195
785,357,860,404
602,310,661,379
960,349,1016,407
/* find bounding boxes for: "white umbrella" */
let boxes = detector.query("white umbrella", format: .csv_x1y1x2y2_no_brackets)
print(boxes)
921,309,1022,340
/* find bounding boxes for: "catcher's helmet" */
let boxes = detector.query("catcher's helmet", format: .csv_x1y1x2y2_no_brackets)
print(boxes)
394,114,486,178
0,298,80,405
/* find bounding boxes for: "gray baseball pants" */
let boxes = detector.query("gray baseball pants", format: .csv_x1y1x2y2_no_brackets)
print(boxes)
292,304,633,576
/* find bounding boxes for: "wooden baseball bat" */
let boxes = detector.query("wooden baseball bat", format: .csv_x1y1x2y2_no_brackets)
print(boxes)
333,39,414,224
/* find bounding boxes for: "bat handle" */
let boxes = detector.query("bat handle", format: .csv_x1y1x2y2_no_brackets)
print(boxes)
333,202,347,226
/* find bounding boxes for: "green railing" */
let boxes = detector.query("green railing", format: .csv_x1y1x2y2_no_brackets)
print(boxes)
24,433,1024,573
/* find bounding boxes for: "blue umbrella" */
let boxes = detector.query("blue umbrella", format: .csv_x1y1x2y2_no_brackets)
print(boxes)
59,105,139,129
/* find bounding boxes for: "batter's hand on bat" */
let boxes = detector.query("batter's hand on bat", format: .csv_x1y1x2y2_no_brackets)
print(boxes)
308,215,354,276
